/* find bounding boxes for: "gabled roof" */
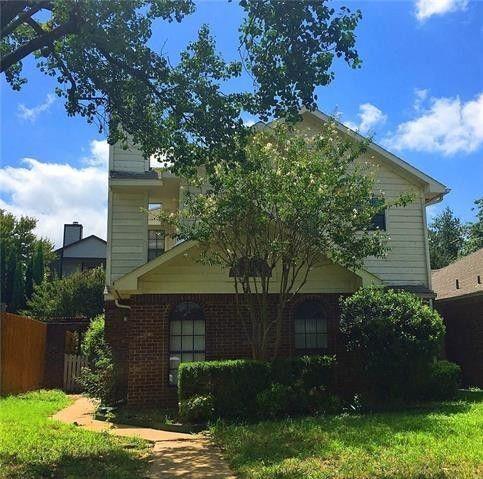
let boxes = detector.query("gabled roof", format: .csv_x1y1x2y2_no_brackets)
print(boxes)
54,234,107,254
432,249,483,301
112,240,382,294
264,109,450,205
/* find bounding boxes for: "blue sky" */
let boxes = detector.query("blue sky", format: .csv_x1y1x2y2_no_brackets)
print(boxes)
1,0,482,246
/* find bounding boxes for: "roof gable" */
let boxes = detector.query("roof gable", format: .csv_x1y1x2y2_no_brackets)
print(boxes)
268,109,449,204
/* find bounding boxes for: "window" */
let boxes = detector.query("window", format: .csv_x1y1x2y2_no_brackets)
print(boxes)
169,302,205,385
456,279,460,289
294,301,328,350
477,275,481,285
370,197,386,230
148,230,165,261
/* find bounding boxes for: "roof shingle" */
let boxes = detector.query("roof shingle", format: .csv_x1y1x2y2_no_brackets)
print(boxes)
432,248,483,301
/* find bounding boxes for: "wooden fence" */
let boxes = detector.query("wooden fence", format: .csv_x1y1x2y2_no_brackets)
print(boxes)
0,312,47,395
63,354,88,392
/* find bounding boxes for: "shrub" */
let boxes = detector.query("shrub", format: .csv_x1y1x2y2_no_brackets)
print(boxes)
256,383,298,419
424,360,461,400
78,315,117,405
179,394,215,424
178,356,337,420
24,267,105,319
178,360,271,419
340,287,445,403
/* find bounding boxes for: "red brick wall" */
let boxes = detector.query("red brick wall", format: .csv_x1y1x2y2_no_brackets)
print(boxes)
436,296,483,387
105,293,344,407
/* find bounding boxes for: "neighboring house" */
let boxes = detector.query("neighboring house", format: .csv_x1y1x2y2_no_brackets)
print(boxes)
104,110,449,407
432,249,483,387
54,222,106,278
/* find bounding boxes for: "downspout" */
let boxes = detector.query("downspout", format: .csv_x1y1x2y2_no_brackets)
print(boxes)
107,286,131,320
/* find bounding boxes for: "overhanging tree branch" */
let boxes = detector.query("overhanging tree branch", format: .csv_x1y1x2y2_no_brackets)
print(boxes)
0,19,77,73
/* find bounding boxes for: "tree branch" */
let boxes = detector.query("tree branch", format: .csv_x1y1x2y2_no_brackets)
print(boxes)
1,3,45,39
1,19,77,73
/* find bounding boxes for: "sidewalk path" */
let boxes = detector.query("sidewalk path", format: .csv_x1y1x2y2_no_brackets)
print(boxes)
53,395,236,479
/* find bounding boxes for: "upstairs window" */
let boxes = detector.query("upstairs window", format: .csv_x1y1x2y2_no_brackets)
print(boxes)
148,230,165,261
169,302,205,385
370,197,386,231
294,300,328,350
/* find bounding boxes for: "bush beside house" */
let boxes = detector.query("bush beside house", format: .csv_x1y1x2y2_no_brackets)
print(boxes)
178,356,337,422
340,288,459,404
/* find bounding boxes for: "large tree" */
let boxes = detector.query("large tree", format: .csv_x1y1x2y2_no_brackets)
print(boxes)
0,209,53,311
162,121,412,359
461,198,483,256
1,0,362,173
428,207,465,269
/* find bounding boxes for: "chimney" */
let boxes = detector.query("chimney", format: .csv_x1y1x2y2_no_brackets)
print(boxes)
63,222,83,247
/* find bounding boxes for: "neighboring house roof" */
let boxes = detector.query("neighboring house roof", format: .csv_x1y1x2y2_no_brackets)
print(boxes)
55,234,107,256
432,249,483,301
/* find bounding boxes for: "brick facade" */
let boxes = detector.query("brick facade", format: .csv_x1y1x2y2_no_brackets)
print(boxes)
105,293,345,407
436,296,483,388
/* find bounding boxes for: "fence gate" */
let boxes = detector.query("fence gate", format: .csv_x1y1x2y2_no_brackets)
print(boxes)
63,354,87,392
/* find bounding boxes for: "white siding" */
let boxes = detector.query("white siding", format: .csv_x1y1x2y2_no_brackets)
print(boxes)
363,156,429,286
109,191,148,282
110,143,148,173
138,247,361,294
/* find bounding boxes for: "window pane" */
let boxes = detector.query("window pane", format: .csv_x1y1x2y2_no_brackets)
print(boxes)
316,333,328,348
169,355,180,368
181,336,193,351
295,333,305,349
194,336,205,350
194,353,205,361
171,320,182,335
182,352,193,362
170,336,181,351
317,318,328,333
182,321,194,335
306,333,317,348
193,320,205,334
295,319,305,333
306,319,316,333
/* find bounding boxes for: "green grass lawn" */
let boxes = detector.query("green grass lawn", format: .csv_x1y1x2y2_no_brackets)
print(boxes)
212,390,483,479
0,390,149,479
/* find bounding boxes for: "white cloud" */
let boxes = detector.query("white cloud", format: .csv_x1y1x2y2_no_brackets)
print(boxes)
383,92,483,155
344,103,387,135
17,93,56,122
83,139,110,167
0,141,109,247
415,0,468,21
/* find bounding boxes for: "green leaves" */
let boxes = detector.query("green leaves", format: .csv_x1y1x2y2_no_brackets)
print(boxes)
2,0,363,173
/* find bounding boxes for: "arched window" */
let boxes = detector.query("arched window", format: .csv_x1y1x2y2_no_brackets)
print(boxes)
169,302,205,385
294,300,328,350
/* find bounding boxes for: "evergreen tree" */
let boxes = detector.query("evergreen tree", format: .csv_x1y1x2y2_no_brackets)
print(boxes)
461,198,483,256
25,256,34,300
32,242,45,285
428,207,465,269
10,259,25,313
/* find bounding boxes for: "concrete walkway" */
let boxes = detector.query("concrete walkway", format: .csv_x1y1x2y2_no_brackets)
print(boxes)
53,396,236,479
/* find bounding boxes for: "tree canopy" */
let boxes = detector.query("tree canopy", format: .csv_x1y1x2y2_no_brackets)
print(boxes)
428,207,466,270
1,0,362,174
0,209,53,312
162,121,412,358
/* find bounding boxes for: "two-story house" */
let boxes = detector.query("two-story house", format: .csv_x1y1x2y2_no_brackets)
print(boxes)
104,110,449,407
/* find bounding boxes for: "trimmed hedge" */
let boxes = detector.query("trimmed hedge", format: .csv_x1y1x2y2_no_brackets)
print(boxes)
178,355,336,419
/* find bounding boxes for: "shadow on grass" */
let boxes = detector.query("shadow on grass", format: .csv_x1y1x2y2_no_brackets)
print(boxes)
4,447,148,479
212,394,483,473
